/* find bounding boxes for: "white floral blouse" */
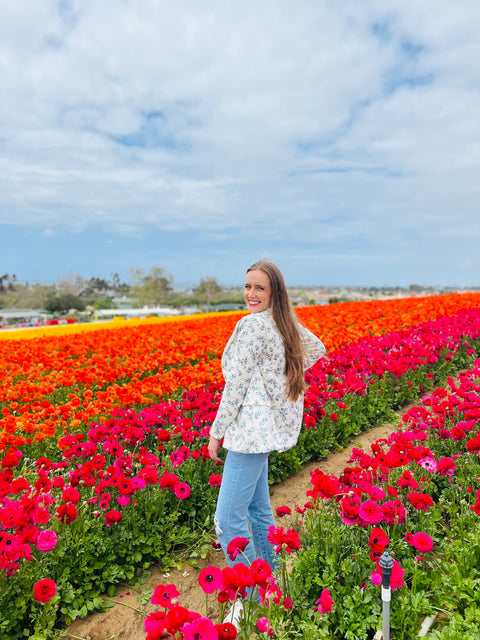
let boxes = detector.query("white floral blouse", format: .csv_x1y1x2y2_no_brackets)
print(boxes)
209,309,326,453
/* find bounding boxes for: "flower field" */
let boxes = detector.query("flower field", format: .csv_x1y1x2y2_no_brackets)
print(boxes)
1,293,480,639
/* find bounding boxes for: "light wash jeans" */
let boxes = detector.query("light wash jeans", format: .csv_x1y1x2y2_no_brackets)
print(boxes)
214,451,278,572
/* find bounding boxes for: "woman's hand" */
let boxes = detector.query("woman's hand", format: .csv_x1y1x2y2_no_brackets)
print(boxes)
208,436,222,463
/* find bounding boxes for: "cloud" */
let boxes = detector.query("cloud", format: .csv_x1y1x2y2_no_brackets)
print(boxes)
0,1,479,285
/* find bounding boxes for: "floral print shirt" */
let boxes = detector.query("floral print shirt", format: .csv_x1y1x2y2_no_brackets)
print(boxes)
209,309,326,453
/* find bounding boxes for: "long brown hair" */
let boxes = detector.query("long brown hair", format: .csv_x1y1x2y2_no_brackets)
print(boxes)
247,259,305,401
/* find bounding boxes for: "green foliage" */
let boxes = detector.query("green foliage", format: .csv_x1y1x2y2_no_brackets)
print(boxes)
45,294,86,314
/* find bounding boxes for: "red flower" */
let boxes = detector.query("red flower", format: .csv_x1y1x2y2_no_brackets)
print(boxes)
369,527,389,554
214,622,238,639
267,525,301,555
436,457,456,477
61,486,81,504
275,506,291,518
55,503,77,524
151,583,180,609
181,617,218,640
222,563,255,598
144,611,166,634
408,492,434,512
33,578,56,603
226,537,249,561
329,413,338,422
104,510,122,526
250,558,272,587
165,605,191,633
198,566,224,594
159,473,179,491
208,474,222,487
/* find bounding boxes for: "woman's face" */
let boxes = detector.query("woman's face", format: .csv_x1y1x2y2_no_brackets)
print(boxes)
244,269,272,313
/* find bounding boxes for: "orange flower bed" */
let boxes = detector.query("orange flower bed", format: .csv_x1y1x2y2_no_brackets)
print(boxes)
1,293,479,451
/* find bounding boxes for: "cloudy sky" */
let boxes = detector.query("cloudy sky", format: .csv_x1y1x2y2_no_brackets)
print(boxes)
1,1,479,288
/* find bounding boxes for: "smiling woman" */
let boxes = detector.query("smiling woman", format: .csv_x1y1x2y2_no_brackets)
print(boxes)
208,259,326,625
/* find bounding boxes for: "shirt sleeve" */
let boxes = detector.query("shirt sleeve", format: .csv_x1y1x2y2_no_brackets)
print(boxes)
210,316,267,440
299,323,327,370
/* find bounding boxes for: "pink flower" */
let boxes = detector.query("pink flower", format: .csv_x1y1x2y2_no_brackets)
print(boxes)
412,532,433,553
257,617,274,636
174,482,191,500
144,611,166,633
198,566,224,594
418,457,437,473
436,457,456,477
314,588,334,613
151,583,180,609
35,530,57,552
181,617,218,640
33,578,56,603
359,499,384,524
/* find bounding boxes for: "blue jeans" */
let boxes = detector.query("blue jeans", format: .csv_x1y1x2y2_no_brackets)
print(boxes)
214,451,278,573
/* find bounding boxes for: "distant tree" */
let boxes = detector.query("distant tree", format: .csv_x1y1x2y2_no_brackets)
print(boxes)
45,294,86,314
110,272,130,294
0,282,54,309
87,277,110,294
130,267,173,306
56,272,88,296
0,273,17,293
197,277,221,305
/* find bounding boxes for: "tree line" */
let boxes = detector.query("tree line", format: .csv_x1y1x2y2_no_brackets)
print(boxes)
0,269,243,314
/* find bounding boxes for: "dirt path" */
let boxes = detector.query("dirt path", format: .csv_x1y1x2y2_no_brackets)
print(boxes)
63,420,400,640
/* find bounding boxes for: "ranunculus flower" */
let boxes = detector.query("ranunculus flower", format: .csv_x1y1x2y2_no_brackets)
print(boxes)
408,492,434,511
436,457,456,476
151,583,180,609
257,617,274,636
369,527,389,554
174,482,191,500
275,505,291,517
104,510,122,526
226,537,250,561
36,530,57,552
62,485,81,504
214,621,238,639
371,559,404,590
198,566,224,594
250,558,272,587
56,503,77,524
208,474,222,487
412,532,433,553
144,610,166,633
314,588,334,613
181,616,218,640
359,499,384,524
33,578,56,603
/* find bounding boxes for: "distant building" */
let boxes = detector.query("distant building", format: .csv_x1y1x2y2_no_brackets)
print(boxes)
0,309,48,327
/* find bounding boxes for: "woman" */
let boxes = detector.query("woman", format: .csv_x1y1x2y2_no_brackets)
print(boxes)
208,259,326,577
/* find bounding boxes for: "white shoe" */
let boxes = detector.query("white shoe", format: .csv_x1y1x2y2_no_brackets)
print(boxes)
223,600,243,630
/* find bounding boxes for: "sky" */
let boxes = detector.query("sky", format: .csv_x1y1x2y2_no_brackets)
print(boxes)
1,1,479,289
